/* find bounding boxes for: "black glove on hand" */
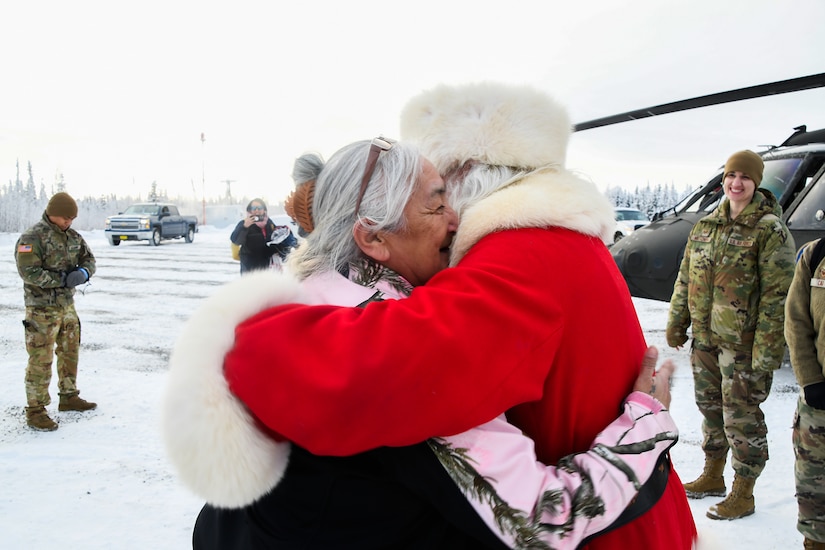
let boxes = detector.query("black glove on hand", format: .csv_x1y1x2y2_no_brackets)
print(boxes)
804,381,825,410
64,267,89,288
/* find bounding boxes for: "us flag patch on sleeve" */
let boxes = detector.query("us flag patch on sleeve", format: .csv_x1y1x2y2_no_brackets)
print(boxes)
17,244,32,253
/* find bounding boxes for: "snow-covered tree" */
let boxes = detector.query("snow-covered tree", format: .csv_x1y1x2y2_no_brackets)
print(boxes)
603,182,693,219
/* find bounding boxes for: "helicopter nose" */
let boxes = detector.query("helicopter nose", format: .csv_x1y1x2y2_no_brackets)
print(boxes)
626,250,646,273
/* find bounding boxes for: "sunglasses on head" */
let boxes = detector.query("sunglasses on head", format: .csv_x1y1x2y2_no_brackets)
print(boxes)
354,136,397,217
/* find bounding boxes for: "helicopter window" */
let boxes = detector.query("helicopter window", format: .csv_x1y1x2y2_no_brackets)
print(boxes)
682,180,723,214
786,161,825,230
698,186,723,212
662,186,700,215
759,158,803,202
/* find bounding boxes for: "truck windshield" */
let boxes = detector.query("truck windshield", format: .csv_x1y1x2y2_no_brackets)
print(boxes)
123,205,160,215
616,209,648,221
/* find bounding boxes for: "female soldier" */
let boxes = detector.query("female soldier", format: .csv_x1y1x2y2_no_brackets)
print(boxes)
668,150,796,520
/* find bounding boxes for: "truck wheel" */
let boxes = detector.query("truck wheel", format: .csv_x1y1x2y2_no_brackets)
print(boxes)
184,226,195,243
151,228,162,246
109,237,120,246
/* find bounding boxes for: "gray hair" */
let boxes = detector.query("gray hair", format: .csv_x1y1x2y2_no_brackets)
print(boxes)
445,163,527,219
287,140,422,280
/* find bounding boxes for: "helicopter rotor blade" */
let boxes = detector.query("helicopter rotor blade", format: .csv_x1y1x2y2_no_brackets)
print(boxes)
573,73,825,132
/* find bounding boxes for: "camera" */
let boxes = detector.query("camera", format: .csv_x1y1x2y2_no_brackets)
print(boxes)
251,216,260,222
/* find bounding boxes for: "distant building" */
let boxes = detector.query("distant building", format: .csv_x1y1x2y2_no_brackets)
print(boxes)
205,205,245,228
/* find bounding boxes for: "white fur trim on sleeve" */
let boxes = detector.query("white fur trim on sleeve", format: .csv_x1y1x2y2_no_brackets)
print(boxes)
161,270,305,508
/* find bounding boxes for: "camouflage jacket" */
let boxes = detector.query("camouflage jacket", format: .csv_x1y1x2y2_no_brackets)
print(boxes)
667,189,795,371
14,211,97,308
785,238,825,387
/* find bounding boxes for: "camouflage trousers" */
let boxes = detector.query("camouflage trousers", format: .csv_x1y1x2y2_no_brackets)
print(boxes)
691,345,773,478
23,304,81,410
794,396,825,542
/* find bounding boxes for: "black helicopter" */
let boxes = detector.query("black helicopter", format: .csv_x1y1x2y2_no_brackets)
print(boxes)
574,73,825,302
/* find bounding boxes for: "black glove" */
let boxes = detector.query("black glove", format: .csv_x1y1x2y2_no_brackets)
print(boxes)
804,381,825,410
64,267,89,288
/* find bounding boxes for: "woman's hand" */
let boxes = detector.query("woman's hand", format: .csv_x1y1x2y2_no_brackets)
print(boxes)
243,214,257,228
632,346,675,408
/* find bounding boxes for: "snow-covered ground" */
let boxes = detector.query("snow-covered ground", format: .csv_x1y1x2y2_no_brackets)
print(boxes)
0,226,804,549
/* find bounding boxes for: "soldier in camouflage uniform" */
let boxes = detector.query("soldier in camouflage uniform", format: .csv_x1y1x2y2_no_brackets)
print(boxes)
666,150,796,521
14,192,98,431
786,238,825,549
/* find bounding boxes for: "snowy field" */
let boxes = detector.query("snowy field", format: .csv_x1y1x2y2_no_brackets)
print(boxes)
0,226,803,549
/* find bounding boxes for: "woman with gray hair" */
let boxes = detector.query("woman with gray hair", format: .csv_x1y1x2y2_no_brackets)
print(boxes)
165,137,679,549
286,138,451,289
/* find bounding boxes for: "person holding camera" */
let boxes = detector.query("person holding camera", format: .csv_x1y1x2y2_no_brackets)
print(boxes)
14,192,97,431
230,198,297,274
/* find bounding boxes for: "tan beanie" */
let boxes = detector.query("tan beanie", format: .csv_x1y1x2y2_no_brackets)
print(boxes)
724,150,764,186
46,192,78,218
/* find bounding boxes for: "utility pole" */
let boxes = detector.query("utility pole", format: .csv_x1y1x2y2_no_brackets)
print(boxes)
222,179,235,203
200,132,206,225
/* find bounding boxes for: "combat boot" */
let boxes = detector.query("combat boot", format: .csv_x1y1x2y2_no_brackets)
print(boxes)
707,474,755,520
804,537,825,550
26,407,58,431
683,456,727,498
58,394,97,412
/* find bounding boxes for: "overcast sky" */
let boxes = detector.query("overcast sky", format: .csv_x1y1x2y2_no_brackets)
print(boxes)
2,0,824,206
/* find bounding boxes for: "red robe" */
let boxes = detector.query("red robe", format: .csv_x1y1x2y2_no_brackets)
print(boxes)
226,172,697,549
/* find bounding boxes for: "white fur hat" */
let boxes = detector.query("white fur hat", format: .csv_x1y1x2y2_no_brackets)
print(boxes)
400,82,572,174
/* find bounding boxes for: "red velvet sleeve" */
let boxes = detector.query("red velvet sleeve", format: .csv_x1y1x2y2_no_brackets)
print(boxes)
225,229,563,456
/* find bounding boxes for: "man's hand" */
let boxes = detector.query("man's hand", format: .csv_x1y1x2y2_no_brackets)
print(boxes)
64,267,89,288
632,346,675,408
804,381,825,410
